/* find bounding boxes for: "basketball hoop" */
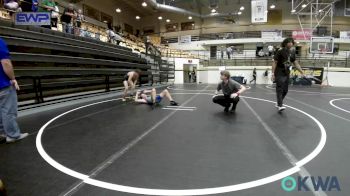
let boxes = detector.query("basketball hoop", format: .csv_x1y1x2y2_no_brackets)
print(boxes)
309,37,334,87
310,37,334,54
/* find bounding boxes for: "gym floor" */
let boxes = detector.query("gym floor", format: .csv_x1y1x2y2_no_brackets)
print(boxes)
1,84,349,196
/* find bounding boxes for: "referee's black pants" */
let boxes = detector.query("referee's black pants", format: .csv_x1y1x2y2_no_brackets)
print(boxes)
275,75,289,107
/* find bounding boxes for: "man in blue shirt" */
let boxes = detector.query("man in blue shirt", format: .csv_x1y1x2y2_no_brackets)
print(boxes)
0,38,28,143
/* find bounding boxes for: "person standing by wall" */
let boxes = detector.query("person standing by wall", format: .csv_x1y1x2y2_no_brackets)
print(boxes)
191,70,196,83
250,68,257,84
263,68,269,83
0,38,28,143
226,46,232,59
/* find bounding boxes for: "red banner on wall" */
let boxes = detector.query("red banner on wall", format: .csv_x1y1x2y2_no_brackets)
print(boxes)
292,29,313,40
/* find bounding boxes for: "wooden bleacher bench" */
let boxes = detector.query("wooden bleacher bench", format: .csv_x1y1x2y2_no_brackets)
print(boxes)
2,36,146,64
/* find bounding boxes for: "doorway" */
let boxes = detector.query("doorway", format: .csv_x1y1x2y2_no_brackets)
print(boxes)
183,64,197,83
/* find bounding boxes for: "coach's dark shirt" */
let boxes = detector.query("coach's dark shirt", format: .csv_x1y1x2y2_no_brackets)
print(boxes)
274,47,296,76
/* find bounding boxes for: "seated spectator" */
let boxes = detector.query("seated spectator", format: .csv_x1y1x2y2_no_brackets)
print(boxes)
60,3,76,34
3,0,22,14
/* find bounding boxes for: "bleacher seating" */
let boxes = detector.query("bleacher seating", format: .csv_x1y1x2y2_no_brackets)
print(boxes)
0,19,169,104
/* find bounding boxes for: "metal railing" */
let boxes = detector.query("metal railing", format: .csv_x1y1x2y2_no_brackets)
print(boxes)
200,57,349,68
156,48,349,68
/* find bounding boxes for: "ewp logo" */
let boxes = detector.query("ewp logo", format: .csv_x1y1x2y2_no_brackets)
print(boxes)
281,176,341,192
15,12,50,26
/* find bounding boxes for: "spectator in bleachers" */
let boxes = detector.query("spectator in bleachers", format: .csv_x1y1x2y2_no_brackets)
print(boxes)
106,23,122,45
3,0,22,14
114,32,123,45
74,9,85,35
20,0,37,12
144,36,150,55
79,26,87,37
40,0,56,28
50,3,59,29
20,0,32,12
106,23,114,43
84,26,91,38
32,0,38,12
60,3,76,34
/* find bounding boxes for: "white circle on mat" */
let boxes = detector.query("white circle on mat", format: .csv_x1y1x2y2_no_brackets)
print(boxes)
36,94,327,196
329,98,350,114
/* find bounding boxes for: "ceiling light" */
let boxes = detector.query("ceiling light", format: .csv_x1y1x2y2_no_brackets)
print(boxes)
302,4,307,8
188,16,192,20
142,2,147,7
158,16,163,20
270,4,275,9
116,8,121,13
238,11,242,15
211,9,217,13
240,6,245,11
291,9,296,13
136,16,140,20
166,19,170,23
